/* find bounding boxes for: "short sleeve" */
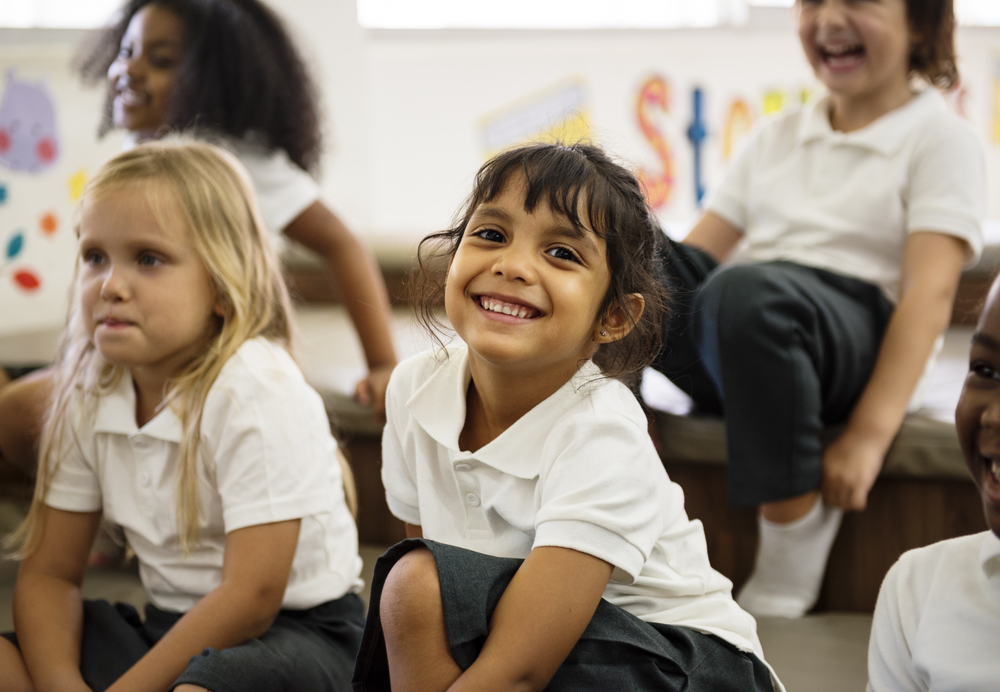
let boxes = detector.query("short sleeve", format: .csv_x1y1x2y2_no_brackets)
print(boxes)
703,121,761,232
203,346,341,533
906,120,985,264
532,411,664,584
867,554,929,692
381,368,421,526
231,145,321,238
45,404,103,513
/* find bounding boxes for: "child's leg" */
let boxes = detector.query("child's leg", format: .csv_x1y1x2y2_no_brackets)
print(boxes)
380,548,462,692
0,637,33,692
653,238,724,412
172,594,364,692
695,262,892,616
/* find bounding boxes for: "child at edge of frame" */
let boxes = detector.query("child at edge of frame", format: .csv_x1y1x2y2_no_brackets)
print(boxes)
866,273,1000,692
0,141,365,692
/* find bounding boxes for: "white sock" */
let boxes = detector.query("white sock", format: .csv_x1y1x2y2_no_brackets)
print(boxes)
736,499,843,618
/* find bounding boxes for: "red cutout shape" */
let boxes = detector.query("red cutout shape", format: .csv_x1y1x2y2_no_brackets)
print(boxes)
0,129,9,153
13,270,41,291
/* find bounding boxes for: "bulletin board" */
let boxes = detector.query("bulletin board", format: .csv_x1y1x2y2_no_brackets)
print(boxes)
0,44,122,362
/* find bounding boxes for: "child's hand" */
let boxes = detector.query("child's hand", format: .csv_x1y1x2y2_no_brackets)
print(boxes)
355,364,393,422
821,431,884,511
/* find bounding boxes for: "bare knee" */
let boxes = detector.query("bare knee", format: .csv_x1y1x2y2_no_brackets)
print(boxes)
380,548,442,638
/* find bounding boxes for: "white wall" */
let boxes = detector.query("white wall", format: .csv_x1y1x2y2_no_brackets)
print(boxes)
1,1,999,343
266,1,1000,251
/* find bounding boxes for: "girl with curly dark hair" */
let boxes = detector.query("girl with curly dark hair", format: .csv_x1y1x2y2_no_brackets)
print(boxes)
0,0,398,482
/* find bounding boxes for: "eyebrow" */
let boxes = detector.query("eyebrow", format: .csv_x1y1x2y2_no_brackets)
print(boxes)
471,204,600,254
972,332,1000,352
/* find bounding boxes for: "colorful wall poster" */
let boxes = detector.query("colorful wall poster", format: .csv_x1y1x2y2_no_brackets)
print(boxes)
0,46,122,358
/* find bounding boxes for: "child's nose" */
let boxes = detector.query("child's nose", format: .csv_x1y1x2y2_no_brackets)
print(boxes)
492,244,536,283
982,398,1000,428
100,266,130,301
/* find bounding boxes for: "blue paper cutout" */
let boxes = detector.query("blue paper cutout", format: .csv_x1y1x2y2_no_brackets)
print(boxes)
7,231,24,259
686,87,708,206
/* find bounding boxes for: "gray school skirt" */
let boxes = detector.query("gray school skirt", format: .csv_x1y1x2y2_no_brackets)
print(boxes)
352,539,774,692
3,593,365,692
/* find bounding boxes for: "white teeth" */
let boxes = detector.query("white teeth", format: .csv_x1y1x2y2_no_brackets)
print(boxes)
992,459,1000,483
480,297,534,318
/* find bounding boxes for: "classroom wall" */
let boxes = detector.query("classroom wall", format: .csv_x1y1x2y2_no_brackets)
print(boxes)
2,1,1000,345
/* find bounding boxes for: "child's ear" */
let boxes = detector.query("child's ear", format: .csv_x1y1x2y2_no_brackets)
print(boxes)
594,293,645,343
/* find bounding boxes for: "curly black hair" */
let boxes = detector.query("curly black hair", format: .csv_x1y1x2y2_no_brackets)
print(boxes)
76,0,323,175
413,142,670,388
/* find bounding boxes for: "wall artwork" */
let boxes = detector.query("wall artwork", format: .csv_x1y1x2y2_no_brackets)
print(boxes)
480,80,593,159
635,75,675,210
0,49,120,358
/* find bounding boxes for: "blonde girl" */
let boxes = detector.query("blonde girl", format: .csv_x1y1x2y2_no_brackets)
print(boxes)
352,143,782,692
0,141,363,692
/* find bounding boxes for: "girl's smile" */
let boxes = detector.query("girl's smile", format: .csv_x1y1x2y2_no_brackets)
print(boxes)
797,0,913,130
107,4,183,139
445,176,611,386
955,288,1000,538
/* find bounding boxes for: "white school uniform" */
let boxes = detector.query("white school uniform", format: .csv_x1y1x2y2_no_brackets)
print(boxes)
381,345,766,659
708,88,985,303
45,337,362,614
867,531,1000,692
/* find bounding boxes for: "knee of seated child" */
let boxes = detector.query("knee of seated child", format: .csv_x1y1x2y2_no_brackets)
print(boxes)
380,548,442,629
700,263,798,337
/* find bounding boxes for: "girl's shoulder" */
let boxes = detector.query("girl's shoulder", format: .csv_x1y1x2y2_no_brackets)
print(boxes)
206,338,310,410
389,345,466,397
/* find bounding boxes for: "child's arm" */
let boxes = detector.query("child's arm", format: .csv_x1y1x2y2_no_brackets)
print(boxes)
683,211,743,263
822,231,967,511
14,506,102,692
0,369,53,475
450,547,613,692
105,519,301,692
283,201,397,419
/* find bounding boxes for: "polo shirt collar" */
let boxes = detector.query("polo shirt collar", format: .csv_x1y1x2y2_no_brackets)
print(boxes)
92,371,184,443
797,88,943,155
979,531,1000,578
407,346,602,479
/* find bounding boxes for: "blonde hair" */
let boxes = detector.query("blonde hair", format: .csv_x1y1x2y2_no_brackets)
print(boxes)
10,140,307,555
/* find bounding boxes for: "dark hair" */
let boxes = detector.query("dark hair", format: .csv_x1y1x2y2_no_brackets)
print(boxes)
907,0,958,88
414,142,669,388
76,0,323,174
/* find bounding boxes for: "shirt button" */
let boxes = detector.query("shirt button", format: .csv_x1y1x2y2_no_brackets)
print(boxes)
465,493,480,507
455,463,472,472
133,439,148,449
139,472,151,487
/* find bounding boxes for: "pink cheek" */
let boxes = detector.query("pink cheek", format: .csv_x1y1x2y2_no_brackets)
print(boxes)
0,129,9,152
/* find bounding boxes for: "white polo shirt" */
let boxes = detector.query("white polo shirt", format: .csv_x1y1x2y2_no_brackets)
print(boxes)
46,338,362,613
382,346,766,659
867,531,1000,692
708,89,985,303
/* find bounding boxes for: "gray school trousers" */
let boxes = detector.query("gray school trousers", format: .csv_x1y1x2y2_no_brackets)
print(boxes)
653,239,894,507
